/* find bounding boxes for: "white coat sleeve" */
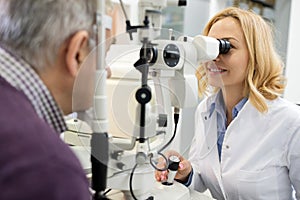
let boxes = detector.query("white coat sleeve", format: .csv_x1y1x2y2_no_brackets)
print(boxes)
287,122,300,199
189,142,207,192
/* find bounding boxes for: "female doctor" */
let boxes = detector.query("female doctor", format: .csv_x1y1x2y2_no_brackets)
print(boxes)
156,7,300,200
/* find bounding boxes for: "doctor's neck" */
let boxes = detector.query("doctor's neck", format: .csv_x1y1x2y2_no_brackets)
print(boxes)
221,86,245,122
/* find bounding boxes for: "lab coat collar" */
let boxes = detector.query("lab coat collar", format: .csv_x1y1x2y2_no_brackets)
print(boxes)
201,92,220,118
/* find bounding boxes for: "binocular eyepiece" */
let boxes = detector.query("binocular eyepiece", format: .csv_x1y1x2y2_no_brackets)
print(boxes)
134,37,231,69
218,39,231,54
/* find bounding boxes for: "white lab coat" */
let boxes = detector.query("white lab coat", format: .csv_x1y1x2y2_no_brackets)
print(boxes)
189,94,300,200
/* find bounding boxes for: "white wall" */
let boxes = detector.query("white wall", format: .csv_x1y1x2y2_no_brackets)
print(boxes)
284,0,300,104
274,0,291,63
183,0,228,36
183,0,210,36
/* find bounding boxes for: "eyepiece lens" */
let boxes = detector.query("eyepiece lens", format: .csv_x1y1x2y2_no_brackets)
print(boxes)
218,39,230,54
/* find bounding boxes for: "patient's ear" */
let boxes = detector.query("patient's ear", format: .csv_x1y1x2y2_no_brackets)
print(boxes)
65,30,89,77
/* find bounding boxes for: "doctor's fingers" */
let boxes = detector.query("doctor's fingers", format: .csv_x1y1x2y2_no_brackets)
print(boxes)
155,150,186,182
155,150,182,171
175,160,192,181
155,169,168,182
155,159,191,182
163,150,184,160
154,156,168,182
156,151,183,167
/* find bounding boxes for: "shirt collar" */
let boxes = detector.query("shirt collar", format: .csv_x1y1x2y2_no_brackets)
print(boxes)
232,97,248,118
208,90,248,119
0,45,67,134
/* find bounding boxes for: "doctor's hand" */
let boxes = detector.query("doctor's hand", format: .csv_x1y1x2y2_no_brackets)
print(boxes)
155,150,192,183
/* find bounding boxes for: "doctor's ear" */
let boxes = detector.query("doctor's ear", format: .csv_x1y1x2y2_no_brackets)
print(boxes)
65,30,89,77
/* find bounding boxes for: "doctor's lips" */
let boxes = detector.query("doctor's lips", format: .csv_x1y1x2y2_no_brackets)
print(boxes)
207,66,227,74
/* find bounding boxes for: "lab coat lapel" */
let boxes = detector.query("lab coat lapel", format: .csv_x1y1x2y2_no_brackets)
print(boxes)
201,110,227,199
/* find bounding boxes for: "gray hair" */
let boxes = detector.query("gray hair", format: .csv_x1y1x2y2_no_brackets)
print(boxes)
0,0,94,70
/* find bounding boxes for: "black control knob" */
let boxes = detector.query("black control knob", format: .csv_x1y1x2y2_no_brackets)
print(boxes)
135,87,152,104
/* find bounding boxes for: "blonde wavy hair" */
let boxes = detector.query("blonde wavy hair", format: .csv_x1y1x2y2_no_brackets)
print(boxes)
196,7,286,113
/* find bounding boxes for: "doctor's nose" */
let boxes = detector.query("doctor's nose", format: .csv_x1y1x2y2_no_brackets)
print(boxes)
213,54,221,62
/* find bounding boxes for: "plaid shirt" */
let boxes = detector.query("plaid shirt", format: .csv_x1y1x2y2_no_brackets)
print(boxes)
0,45,67,134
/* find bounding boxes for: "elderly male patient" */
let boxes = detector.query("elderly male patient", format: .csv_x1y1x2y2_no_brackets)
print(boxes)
0,0,99,199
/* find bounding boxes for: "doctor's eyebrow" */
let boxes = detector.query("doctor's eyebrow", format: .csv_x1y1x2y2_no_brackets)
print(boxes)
221,37,238,42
